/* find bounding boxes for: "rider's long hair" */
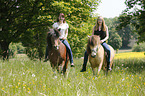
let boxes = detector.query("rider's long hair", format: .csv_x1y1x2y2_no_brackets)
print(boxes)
95,16,106,31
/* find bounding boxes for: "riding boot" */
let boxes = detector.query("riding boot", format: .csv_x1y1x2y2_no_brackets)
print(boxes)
80,51,88,72
107,62,112,71
80,64,86,72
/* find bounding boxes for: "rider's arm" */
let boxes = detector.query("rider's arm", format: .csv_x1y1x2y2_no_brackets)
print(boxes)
101,26,109,43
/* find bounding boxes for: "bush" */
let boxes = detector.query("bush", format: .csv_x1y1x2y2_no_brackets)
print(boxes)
9,43,17,57
25,48,39,60
132,42,145,52
108,32,122,51
9,43,25,57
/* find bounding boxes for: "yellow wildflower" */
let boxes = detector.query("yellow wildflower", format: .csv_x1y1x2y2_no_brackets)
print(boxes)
27,87,30,90
18,82,21,85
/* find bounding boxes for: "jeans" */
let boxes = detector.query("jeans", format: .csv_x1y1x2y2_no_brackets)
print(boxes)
45,39,73,64
60,39,73,64
83,42,111,66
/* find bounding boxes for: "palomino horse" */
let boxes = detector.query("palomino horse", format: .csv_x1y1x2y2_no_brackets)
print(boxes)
47,28,69,75
87,35,115,76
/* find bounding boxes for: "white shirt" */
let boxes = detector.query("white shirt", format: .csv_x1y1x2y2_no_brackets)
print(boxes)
52,22,69,39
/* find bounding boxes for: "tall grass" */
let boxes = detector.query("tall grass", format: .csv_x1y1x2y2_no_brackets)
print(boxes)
0,52,145,96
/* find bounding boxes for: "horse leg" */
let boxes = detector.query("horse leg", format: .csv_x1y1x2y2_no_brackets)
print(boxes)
110,60,114,70
97,61,103,76
103,55,108,76
62,60,69,77
104,62,108,76
91,67,96,76
51,63,56,74
52,67,56,75
56,65,60,73
59,61,65,75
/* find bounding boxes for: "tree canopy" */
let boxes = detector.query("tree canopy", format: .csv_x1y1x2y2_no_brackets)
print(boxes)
118,0,145,43
0,0,100,59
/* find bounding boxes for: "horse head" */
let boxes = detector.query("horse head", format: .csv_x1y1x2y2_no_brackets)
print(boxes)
47,28,61,50
87,35,101,58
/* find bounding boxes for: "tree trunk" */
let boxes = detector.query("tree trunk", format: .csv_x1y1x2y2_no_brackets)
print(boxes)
0,41,10,60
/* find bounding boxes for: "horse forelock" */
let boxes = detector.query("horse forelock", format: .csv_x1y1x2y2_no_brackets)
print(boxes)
47,29,55,48
88,35,99,46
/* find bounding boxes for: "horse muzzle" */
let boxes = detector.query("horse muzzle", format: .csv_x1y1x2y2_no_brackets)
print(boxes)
54,45,59,50
91,51,97,58
91,55,96,58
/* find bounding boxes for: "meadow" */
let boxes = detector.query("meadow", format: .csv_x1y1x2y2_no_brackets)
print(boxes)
0,52,145,96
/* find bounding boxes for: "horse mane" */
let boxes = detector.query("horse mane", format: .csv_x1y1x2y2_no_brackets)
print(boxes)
47,28,61,48
87,35,100,54
47,29,54,48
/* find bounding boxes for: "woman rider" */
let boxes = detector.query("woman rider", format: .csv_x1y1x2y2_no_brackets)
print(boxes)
80,16,111,72
44,13,75,67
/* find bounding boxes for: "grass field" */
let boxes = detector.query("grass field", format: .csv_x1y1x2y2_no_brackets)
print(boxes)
0,52,145,96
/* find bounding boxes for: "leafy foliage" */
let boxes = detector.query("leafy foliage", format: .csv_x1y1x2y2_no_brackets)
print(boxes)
132,42,145,52
8,43,25,58
118,0,145,43
108,32,122,51
104,18,122,50
0,0,100,59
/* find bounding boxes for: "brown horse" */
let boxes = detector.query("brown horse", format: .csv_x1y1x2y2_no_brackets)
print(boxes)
87,35,115,76
47,29,69,75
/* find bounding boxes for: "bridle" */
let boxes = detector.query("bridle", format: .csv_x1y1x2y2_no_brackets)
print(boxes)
92,44,101,53
91,43,101,58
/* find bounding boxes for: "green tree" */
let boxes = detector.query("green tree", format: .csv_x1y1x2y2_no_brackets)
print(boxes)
51,0,100,57
0,0,100,59
0,0,52,60
108,31,122,53
104,17,122,51
118,0,145,43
